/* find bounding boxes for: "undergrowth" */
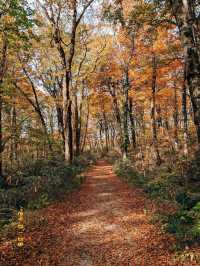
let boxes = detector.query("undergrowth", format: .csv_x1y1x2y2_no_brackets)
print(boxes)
113,151,200,248
0,152,97,229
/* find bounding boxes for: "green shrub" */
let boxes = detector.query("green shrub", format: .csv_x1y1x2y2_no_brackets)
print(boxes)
164,201,200,243
165,210,194,238
146,172,183,201
114,159,146,186
175,192,200,210
0,152,96,228
114,158,200,244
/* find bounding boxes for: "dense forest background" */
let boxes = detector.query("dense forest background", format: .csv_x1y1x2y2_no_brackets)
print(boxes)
0,0,200,168
1,0,200,263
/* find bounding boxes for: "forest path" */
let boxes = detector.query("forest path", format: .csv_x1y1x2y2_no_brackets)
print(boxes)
1,160,178,266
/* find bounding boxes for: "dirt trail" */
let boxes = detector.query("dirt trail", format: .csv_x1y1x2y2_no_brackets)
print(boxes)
1,161,178,266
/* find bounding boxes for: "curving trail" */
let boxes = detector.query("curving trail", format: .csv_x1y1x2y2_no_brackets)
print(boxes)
1,161,180,265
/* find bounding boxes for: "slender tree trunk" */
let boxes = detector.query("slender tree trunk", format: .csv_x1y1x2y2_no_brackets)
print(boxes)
128,97,136,148
56,44,73,162
53,26,73,162
112,92,123,145
182,66,188,155
0,96,3,178
110,125,115,148
74,94,81,156
0,32,7,178
68,100,73,161
10,105,17,163
173,82,179,149
122,70,130,160
81,100,89,152
103,111,109,152
151,54,162,166
56,105,65,151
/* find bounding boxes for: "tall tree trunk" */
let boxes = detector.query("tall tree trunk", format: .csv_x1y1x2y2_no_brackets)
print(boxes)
151,54,162,166
122,70,130,160
111,90,123,146
0,32,7,178
169,0,200,146
182,66,188,155
56,105,65,152
128,97,136,148
103,111,109,152
0,96,3,179
74,94,82,156
99,123,103,150
81,100,89,153
52,23,74,162
55,35,73,162
10,105,17,163
173,82,179,149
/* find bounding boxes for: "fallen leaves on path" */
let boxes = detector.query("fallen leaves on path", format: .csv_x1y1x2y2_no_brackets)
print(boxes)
0,161,198,265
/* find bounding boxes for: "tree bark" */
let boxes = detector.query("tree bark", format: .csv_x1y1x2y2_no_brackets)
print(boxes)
122,70,130,160
169,0,200,145
103,111,109,152
173,82,179,148
74,94,82,156
182,65,188,155
0,32,8,178
151,54,162,165
128,97,136,148
10,105,17,163
81,99,89,153
56,105,65,151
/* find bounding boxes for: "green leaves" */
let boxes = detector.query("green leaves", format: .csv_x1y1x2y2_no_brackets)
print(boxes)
0,0,37,49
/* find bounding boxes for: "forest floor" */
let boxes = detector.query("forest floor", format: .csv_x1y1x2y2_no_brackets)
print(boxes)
0,160,196,265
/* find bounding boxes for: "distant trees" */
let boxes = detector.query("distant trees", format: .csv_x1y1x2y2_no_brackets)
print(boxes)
88,0,199,163
1,0,200,178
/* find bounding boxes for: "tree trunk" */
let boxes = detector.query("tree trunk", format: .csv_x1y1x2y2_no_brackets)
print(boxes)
81,100,89,153
10,105,17,163
56,105,65,151
173,82,179,149
128,97,136,148
151,54,162,166
182,66,188,155
74,94,81,156
111,90,123,147
103,111,109,152
169,0,200,146
121,68,131,160
0,96,3,178
0,32,7,178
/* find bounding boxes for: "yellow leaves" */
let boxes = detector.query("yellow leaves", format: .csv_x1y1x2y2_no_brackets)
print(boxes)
157,87,173,99
1,14,15,25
